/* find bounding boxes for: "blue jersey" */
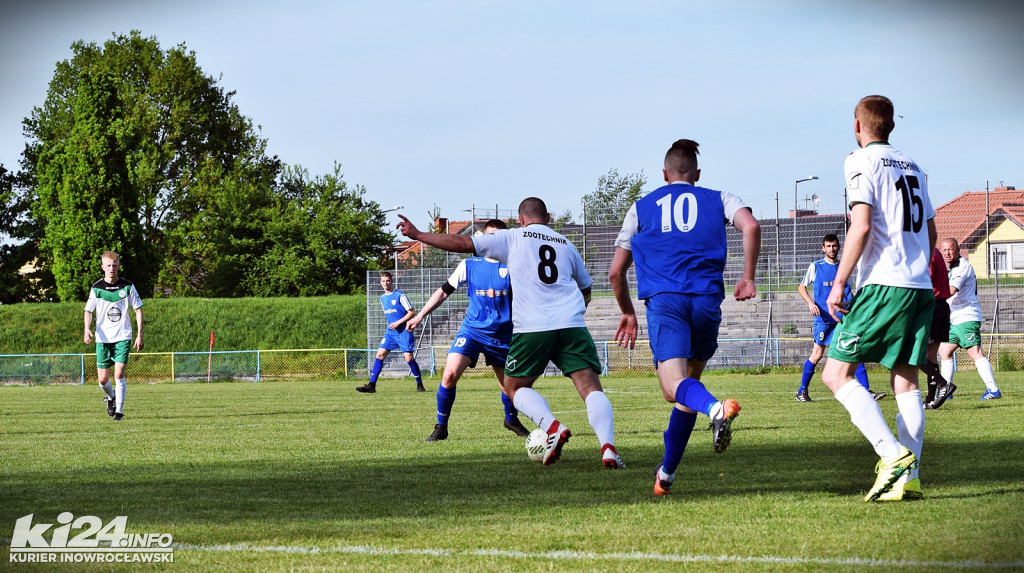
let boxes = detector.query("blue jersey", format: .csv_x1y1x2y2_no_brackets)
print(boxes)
449,257,513,340
620,183,748,300
380,289,414,332
802,259,853,326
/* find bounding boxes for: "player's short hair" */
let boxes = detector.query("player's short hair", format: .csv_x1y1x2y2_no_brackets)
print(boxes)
101,251,119,262
855,95,895,140
822,233,840,245
664,139,700,175
380,271,393,280
940,238,959,250
519,197,548,220
483,219,507,231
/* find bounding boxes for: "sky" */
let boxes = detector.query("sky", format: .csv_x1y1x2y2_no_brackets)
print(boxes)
2,0,1022,232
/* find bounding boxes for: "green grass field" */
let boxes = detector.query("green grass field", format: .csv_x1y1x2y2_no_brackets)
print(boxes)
1,372,1021,571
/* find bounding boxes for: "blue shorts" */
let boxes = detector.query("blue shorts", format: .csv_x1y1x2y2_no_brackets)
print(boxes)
644,292,722,364
448,328,510,368
379,329,415,353
812,321,838,347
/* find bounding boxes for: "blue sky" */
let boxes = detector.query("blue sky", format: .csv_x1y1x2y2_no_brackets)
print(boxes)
2,0,1022,232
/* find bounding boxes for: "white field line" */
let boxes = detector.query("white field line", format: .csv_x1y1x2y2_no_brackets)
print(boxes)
170,542,1024,569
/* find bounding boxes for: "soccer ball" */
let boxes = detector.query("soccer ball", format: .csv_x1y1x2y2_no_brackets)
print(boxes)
525,428,547,462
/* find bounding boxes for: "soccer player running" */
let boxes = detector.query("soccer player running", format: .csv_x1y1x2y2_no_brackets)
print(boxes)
821,95,935,502
795,234,881,402
405,219,531,441
937,238,1002,400
397,198,623,469
355,272,426,393
83,251,143,421
923,247,955,409
609,138,760,496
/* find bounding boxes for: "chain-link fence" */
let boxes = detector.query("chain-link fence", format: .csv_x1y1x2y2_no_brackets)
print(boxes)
373,181,1024,375
0,349,377,386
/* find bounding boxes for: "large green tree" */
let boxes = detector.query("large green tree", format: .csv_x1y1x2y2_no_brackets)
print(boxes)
240,164,394,296
22,31,279,301
582,169,647,226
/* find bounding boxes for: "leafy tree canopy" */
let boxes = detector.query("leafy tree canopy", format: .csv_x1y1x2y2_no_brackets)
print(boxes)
23,31,278,301
582,169,647,226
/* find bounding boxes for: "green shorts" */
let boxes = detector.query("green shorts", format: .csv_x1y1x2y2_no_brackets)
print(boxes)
504,328,602,378
96,340,132,369
828,284,934,369
949,321,982,349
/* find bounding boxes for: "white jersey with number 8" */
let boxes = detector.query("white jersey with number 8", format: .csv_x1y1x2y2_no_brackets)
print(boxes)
844,143,934,290
472,224,593,333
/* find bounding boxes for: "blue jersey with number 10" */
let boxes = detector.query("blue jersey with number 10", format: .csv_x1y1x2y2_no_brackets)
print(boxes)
631,184,731,300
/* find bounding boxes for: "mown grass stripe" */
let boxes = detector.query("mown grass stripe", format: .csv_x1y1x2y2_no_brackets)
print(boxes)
170,542,1024,569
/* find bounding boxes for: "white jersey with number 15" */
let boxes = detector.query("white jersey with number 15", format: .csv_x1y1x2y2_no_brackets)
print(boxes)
844,143,934,290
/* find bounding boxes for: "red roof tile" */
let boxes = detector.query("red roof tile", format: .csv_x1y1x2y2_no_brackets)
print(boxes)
934,187,1024,246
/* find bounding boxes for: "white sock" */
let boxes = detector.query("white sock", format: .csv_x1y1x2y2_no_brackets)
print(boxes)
512,387,557,433
584,391,615,447
115,378,126,414
940,359,955,386
835,380,901,459
974,357,999,392
895,390,924,480
100,381,115,399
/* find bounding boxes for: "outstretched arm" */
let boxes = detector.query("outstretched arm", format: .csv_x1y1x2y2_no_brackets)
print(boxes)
733,207,760,300
407,287,450,331
397,215,474,253
608,247,637,348
798,282,820,316
827,203,870,321
134,308,144,351
84,311,93,344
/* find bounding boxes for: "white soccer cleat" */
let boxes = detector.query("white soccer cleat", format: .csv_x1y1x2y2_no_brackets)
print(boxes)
543,422,572,466
601,444,624,469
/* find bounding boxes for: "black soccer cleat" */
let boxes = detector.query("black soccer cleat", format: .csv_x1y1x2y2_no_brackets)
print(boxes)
929,382,956,410
796,391,814,403
104,396,116,416
416,384,426,393
355,383,376,393
425,424,448,442
711,399,741,454
112,413,124,421
504,417,531,437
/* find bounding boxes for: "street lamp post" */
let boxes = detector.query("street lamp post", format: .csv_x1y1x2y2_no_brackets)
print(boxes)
793,177,818,271
381,205,404,272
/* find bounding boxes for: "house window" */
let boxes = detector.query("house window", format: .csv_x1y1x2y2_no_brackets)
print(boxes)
989,243,1024,274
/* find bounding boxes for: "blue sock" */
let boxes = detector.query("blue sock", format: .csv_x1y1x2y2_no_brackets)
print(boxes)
675,378,718,417
436,385,456,425
799,360,815,393
854,363,870,390
408,359,423,385
662,408,698,475
369,358,383,384
501,392,518,422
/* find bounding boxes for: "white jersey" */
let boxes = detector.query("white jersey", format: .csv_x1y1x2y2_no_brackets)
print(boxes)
84,278,143,343
947,257,983,324
844,143,934,290
472,224,592,333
